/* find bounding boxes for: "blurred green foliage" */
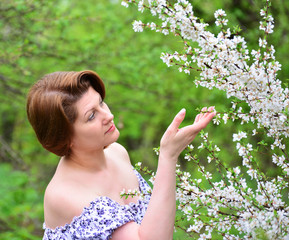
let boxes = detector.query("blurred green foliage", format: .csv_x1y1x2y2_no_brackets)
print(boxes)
0,0,288,238
0,164,42,239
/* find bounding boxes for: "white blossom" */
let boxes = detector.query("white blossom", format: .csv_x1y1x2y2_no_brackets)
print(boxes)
233,131,247,142
132,20,144,32
121,1,129,8
259,38,267,48
222,113,229,124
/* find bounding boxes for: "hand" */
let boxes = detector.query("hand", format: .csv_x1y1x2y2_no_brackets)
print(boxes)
160,107,216,160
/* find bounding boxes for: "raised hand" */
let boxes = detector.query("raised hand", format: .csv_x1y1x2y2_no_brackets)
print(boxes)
160,107,216,160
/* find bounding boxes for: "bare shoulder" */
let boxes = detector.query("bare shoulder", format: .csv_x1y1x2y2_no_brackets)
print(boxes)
44,177,84,229
106,142,130,163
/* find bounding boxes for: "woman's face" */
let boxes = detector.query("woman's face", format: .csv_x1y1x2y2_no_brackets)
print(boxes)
70,86,119,153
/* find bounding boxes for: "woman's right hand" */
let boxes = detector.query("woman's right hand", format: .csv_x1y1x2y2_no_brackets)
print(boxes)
160,107,216,161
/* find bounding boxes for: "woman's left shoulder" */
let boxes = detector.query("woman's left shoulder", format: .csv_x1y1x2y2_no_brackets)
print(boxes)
107,142,128,154
106,142,130,162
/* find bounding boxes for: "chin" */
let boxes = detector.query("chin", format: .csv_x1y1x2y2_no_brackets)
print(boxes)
104,129,120,148
113,128,120,141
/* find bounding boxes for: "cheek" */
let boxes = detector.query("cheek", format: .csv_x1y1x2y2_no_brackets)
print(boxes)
84,125,102,138
73,124,102,142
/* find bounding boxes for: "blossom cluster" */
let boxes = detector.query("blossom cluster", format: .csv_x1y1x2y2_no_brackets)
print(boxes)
122,0,289,238
175,133,289,239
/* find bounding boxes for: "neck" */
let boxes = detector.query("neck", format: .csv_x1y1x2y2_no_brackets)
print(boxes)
63,148,107,172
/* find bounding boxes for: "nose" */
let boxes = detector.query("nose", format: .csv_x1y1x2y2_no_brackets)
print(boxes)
102,109,114,125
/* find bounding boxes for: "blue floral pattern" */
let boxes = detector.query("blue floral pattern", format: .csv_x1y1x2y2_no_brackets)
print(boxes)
43,170,151,240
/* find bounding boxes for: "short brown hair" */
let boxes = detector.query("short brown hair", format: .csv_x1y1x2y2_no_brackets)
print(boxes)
26,70,105,156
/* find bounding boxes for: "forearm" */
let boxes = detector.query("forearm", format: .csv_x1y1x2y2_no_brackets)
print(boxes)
138,153,177,240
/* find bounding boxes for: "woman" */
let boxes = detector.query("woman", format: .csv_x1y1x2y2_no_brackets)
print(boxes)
27,70,215,240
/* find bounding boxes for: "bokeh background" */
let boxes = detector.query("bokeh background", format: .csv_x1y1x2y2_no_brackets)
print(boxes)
0,0,288,239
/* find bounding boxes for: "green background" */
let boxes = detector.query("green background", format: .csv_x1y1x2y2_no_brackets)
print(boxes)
0,0,288,239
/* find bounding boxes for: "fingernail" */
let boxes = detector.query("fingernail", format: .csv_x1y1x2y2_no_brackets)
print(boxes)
180,108,186,114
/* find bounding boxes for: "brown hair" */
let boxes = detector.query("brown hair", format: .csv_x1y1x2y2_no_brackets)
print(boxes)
26,70,105,157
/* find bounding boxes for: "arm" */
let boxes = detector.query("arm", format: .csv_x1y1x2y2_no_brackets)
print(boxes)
112,107,216,240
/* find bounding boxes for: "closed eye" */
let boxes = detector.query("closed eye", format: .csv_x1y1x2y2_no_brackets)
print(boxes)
88,111,95,121
86,97,104,122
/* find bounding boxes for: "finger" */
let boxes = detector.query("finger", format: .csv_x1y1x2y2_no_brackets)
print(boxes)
201,107,207,113
204,106,215,118
194,113,201,123
201,111,216,126
195,107,207,123
190,110,215,132
167,108,186,133
199,107,207,119
208,106,215,112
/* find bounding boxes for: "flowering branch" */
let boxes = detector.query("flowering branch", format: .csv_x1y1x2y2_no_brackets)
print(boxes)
121,0,289,238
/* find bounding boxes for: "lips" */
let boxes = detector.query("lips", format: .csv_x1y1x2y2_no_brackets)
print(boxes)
105,123,115,134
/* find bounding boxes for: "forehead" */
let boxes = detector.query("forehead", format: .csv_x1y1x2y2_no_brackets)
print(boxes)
75,87,101,113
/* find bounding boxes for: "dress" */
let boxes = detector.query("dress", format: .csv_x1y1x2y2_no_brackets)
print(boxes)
43,169,151,240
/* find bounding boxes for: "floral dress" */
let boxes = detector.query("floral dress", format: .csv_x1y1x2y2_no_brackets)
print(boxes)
43,170,151,240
